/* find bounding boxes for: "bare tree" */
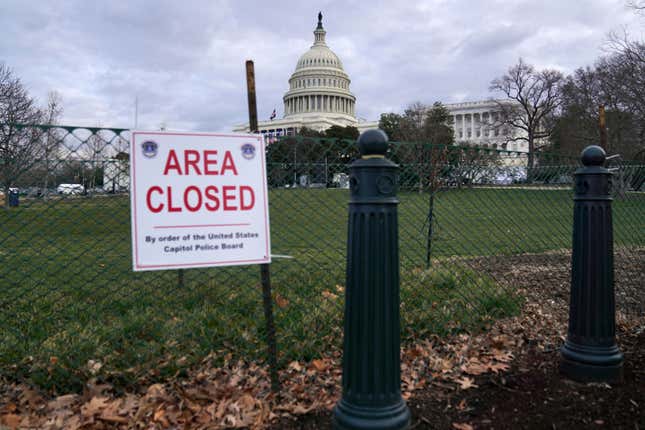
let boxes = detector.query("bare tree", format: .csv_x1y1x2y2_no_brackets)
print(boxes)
601,33,645,153
83,129,113,192
380,102,455,266
0,63,46,207
554,67,610,152
551,31,645,161
388,102,455,192
627,0,645,12
398,102,429,142
490,58,564,170
41,91,63,197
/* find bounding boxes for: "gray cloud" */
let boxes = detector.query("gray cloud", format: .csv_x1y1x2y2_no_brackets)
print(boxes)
0,0,642,131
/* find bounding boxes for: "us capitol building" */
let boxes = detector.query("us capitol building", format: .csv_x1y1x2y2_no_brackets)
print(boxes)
234,13,363,136
234,13,527,152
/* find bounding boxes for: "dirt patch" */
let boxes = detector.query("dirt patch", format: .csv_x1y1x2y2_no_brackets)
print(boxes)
469,247,644,317
409,325,644,430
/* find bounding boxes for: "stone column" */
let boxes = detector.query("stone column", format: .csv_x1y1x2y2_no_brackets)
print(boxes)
470,114,475,140
474,113,480,139
461,115,466,140
487,111,493,138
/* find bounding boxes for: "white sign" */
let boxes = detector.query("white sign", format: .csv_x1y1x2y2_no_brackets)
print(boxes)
130,131,271,271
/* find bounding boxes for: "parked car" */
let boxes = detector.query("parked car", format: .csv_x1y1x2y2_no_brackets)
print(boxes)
57,184,84,195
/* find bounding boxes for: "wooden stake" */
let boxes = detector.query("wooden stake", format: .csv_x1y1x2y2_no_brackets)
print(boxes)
245,60,280,393
599,105,607,150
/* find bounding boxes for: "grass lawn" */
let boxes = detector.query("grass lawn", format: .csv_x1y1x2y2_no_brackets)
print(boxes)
0,187,642,391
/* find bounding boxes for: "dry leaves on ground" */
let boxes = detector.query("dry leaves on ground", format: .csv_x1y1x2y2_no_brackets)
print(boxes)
1,320,526,430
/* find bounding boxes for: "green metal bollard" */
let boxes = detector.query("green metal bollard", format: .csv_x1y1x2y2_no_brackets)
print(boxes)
333,129,410,430
560,145,624,383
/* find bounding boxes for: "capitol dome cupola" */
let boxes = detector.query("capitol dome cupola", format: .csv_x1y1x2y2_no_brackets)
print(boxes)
282,12,357,122
314,11,326,45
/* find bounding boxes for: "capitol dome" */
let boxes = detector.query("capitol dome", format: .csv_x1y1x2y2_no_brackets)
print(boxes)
295,44,343,71
282,13,356,123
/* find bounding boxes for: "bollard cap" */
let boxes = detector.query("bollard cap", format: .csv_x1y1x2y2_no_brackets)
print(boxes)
581,145,606,167
358,129,388,158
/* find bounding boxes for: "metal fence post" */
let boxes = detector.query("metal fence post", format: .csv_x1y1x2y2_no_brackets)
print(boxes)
560,145,624,383
333,129,410,430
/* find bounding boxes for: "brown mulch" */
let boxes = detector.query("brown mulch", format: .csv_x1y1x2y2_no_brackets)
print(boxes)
1,251,643,429
273,323,645,430
409,325,644,430
470,247,645,318
273,250,644,430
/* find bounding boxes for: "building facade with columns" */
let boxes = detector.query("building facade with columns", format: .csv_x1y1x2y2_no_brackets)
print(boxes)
445,100,528,152
234,13,373,138
355,100,528,151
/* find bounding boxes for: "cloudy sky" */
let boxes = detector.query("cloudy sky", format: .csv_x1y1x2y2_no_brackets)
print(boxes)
1,0,643,132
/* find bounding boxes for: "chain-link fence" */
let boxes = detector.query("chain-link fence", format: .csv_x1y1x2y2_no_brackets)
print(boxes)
1,124,643,392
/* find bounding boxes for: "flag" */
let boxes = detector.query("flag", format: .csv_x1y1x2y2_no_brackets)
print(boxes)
270,109,276,120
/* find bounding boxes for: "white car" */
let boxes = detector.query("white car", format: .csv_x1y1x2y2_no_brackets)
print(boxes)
57,184,84,195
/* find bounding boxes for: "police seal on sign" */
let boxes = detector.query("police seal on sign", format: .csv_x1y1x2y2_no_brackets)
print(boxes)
241,143,256,160
141,140,158,158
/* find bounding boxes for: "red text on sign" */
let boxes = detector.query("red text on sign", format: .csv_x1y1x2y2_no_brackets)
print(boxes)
146,185,255,213
163,149,238,176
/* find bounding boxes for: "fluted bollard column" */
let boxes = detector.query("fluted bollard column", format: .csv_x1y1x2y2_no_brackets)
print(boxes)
333,129,410,430
560,145,624,383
